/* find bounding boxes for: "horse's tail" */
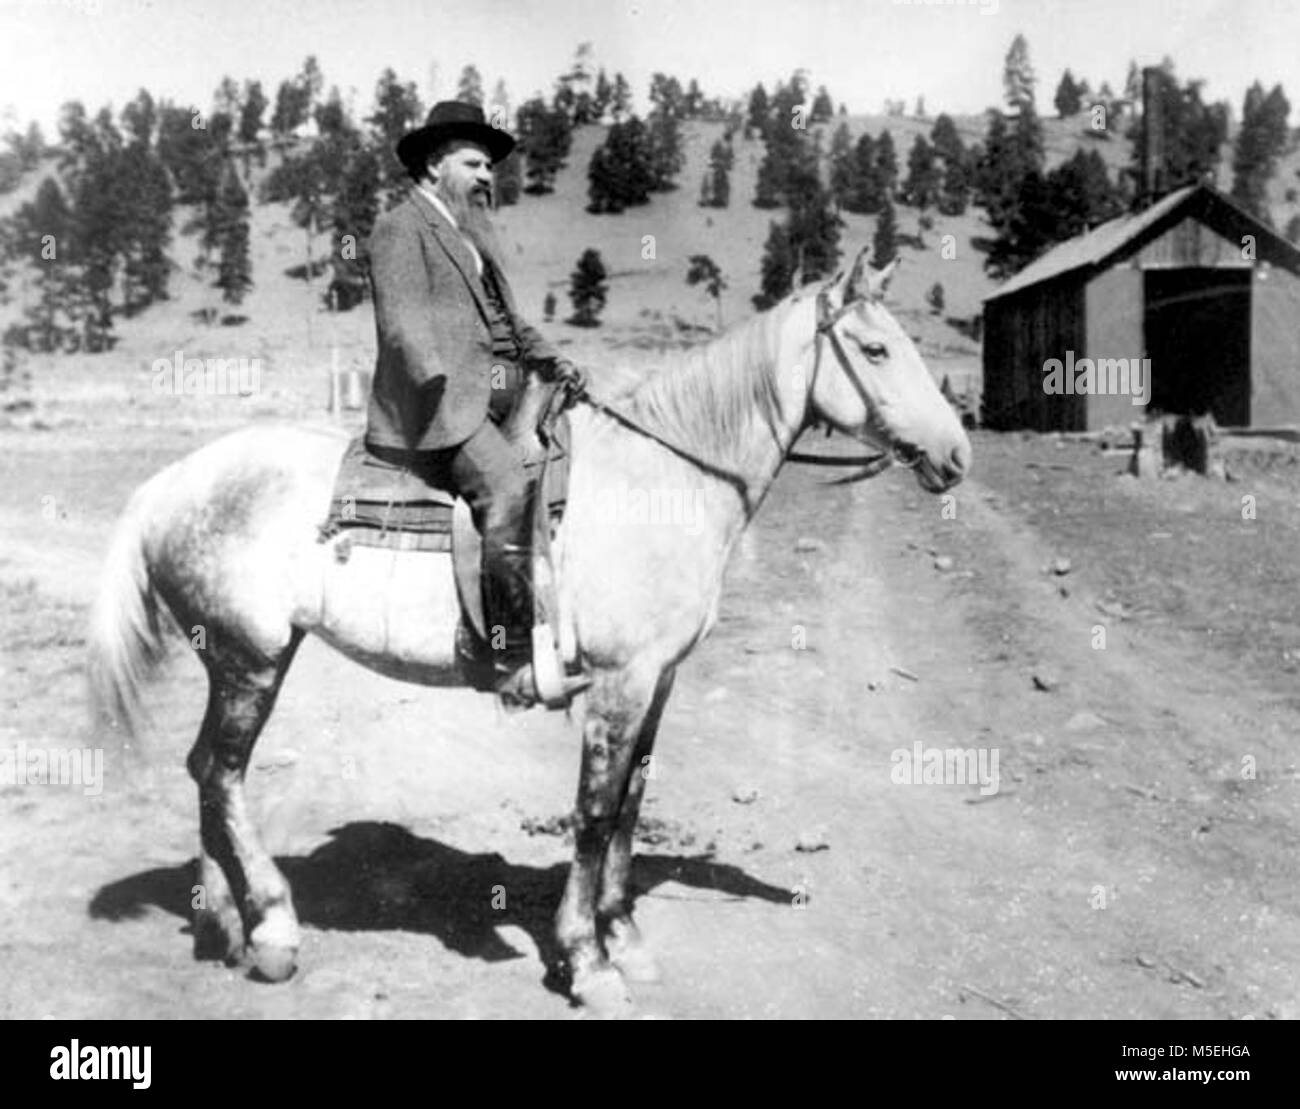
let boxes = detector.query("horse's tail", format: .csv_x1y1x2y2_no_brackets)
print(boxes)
87,471,178,746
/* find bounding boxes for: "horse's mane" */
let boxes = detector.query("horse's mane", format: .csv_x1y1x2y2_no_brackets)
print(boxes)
595,291,808,472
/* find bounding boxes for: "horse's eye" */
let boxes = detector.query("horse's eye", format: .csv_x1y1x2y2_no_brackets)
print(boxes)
862,342,888,362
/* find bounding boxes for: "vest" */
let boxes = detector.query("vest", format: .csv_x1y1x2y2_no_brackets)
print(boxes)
481,257,523,423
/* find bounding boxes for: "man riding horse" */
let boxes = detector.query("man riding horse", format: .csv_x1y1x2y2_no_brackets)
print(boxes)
364,101,587,704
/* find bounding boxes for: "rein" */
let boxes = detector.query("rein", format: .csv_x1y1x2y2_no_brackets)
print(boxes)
563,384,759,514
561,284,913,500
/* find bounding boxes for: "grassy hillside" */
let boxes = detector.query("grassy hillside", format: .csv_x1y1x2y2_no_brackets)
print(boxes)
5,106,1300,420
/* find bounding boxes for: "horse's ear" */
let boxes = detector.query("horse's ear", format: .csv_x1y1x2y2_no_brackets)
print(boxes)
842,246,872,302
853,255,901,302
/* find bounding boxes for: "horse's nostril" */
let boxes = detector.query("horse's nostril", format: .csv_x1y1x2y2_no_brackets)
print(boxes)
949,442,970,476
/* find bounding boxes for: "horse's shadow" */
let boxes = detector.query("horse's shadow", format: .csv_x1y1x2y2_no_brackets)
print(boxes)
88,821,791,993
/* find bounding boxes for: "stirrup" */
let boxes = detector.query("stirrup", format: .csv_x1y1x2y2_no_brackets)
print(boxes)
493,660,592,710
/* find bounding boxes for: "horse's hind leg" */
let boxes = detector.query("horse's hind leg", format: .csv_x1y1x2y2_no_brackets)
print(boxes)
597,668,676,982
187,632,303,982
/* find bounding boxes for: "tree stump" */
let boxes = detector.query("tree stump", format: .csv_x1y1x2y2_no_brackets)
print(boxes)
1160,413,1222,476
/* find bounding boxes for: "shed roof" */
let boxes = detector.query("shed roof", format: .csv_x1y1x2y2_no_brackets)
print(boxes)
983,184,1300,303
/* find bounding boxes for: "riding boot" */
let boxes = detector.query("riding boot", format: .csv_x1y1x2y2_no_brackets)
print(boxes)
482,542,535,671
481,543,591,707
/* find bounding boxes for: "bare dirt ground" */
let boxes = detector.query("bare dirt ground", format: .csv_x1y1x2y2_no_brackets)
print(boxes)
4,362,1300,1018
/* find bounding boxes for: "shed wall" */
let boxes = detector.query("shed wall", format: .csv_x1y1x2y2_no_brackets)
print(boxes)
1131,215,1254,269
1084,266,1146,429
1249,265,1300,425
983,280,1086,430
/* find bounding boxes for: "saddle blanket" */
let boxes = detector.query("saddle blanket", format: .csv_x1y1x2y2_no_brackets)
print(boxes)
317,424,571,555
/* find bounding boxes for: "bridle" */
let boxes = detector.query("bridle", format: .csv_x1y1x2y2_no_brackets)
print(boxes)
784,284,924,482
559,279,920,510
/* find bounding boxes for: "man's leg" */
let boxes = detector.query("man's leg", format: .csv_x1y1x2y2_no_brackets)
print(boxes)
450,420,537,673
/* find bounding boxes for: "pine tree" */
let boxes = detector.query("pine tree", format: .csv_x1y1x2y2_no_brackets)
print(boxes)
874,130,898,201
1003,33,1036,113
684,79,704,118
1054,70,1082,118
811,86,835,124
1123,64,1229,199
314,86,351,139
300,55,324,117
239,80,268,144
754,221,795,309
67,108,129,350
568,248,608,326
903,135,940,209
11,178,80,351
367,68,423,202
686,253,726,331
976,107,1044,232
828,122,855,210
271,79,307,136
699,139,731,208
872,198,897,270
611,73,632,122
1231,81,1291,223
747,84,769,138
327,136,381,309
587,117,655,213
1044,148,1124,238
984,170,1056,278
842,133,880,214
647,107,684,190
648,73,684,118
261,137,334,296
213,77,241,130
785,167,843,284
938,152,971,216
213,159,252,307
593,70,612,122
517,97,571,193
271,59,320,137
927,283,945,315
121,149,173,312
930,114,969,215
494,149,522,207
157,101,224,204
557,44,597,125
929,114,963,165
457,65,485,108
753,149,784,208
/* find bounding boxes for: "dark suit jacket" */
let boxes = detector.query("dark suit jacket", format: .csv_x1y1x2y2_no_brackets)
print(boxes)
364,189,561,451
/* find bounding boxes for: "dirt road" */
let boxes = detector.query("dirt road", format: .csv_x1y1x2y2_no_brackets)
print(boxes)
2,419,1299,1019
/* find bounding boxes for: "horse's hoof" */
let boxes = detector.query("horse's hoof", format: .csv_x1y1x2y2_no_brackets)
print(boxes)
248,944,298,983
571,965,634,1018
192,910,244,964
247,916,300,983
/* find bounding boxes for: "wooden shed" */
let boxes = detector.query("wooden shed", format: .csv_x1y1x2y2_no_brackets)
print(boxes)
980,185,1300,431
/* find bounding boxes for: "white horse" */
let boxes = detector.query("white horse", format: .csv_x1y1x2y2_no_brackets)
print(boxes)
88,250,970,1011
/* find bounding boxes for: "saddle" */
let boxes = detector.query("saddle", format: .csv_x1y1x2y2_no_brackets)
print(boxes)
316,401,575,703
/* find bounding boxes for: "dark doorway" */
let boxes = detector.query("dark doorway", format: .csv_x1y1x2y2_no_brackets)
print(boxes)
1145,268,1252,425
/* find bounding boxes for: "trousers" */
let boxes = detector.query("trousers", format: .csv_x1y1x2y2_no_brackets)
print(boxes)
443,416,532,556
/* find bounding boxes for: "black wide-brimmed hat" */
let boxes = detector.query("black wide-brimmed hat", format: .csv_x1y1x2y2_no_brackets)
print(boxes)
396,101,516,173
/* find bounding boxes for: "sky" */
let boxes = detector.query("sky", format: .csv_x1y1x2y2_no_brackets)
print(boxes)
1,0,1297,137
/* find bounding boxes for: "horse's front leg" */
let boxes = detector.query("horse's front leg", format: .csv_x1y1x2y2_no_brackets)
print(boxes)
597,668,676,983
555,668,657,1011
